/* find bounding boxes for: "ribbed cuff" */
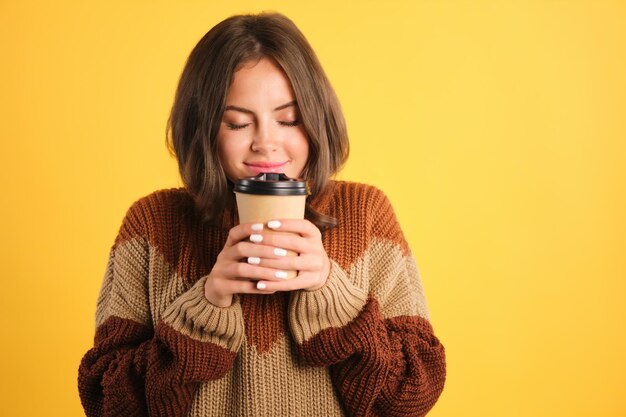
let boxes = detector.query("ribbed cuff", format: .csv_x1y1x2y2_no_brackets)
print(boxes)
161,276,245,352
289,260,368,344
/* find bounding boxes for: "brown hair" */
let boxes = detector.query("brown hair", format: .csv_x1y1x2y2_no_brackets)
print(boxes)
166,12,348,228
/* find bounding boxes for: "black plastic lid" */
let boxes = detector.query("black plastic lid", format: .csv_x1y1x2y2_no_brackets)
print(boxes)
234,173,309,196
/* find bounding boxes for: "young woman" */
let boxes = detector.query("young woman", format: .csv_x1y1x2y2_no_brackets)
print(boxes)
78,12,446,417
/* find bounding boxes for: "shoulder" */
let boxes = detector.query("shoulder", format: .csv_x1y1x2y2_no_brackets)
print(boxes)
126,187,193,222
318,180,410,267
132,187,192,207
333,181,408,252
114,187,195,244
327,179,384,195
324,180,395,220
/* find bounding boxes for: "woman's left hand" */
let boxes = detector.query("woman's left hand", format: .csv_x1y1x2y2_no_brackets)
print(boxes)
251,219,330,292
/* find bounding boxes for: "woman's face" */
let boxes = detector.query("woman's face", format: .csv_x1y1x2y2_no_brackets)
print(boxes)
217,58,309,181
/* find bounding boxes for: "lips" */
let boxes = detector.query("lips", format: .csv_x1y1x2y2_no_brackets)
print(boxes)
244,161,288,174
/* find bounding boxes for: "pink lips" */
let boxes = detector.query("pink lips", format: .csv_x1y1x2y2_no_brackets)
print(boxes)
244,161,288,174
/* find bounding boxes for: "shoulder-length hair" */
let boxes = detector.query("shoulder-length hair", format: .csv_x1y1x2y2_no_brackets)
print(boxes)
166,12,349,228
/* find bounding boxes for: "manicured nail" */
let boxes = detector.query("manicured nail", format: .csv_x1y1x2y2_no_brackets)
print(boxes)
275,270,288,279
256,281,267,290
247,257,261,265
251,223,264,231
267,220,281,229
250,234,263,243
274,248,287,257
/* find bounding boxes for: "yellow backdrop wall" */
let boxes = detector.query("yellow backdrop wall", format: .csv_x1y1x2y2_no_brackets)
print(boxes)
1,1,625,416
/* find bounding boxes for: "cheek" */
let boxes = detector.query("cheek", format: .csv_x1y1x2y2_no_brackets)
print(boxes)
216,137,242,181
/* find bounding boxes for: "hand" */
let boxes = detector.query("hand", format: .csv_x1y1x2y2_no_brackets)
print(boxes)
204,220,330,307
249,219,330,293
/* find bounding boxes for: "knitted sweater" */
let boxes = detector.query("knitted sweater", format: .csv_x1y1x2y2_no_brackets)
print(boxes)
78,180,446,417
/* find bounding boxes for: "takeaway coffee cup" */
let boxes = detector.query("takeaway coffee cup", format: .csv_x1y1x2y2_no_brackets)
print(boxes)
234,173,309,278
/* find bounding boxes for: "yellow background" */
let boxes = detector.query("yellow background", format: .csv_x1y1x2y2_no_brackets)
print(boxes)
1,1,624,416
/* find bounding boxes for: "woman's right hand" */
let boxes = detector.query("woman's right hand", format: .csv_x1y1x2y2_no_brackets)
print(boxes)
204,222,288,307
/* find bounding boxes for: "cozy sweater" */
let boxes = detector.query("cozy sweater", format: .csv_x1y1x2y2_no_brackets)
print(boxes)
78,180,446,417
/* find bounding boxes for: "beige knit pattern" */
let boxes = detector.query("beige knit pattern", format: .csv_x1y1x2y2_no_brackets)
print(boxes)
288,259,368,344
188,336,344,417
96,236,150,328
365,240,430,321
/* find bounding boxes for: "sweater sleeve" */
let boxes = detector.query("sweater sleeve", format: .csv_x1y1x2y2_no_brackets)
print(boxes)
288,188,446,417
78,201,245,417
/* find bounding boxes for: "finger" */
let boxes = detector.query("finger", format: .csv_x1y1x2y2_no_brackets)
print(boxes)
253,280,280,292
226,241,292,261
266,219,321,239
225,262,295,282
256,271,322,292
255,231,311,254
221,277,277,295
253,255,322,272
224,222,266,247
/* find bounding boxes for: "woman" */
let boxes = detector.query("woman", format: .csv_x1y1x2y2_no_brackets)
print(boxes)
78,12,446,417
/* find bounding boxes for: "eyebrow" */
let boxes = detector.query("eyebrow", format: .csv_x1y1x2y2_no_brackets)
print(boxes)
224,100,297,114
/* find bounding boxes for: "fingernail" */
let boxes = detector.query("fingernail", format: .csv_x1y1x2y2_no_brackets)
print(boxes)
256,281,267,290
251,223,264,231
247,257,261,265
267,220,281,229
250,234,263,243
275,270,288,279
274,248,287,257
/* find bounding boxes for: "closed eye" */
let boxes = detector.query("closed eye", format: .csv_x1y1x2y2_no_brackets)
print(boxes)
279,120,301,127
225,122,251,130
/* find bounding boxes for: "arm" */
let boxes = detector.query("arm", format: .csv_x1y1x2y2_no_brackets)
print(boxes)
288,189,446,417
78,202,245,417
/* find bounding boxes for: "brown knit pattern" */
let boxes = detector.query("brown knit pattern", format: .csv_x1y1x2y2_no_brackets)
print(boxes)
240,292,289,354
78,181,446,417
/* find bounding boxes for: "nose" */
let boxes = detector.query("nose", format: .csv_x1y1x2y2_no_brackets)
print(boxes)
251,122,278,153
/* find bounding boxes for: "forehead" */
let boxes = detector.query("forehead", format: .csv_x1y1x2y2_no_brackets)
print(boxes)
226,58,296,107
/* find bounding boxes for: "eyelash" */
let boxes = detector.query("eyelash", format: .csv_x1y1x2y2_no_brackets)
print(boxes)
226,123,250,130
225,120,301,130
279,120,301,127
